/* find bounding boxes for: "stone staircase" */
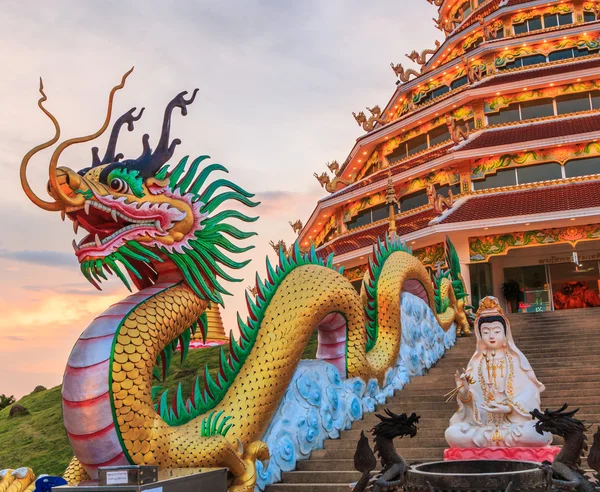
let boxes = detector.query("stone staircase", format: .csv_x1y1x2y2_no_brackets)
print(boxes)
265,307,600,491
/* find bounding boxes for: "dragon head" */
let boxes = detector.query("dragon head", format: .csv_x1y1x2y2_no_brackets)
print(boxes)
531,404,587,439
21,69,258,304
371,409,420,440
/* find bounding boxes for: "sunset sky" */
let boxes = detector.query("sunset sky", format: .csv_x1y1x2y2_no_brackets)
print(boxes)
0,1,439,398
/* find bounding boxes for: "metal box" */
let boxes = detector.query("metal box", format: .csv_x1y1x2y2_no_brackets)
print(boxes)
55,468,227,492
98,466,158,486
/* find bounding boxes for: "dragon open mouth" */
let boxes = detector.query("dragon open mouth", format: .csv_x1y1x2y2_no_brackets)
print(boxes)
68,198,173,260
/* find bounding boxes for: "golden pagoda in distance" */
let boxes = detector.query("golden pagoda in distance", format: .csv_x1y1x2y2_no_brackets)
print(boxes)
300,0,600,314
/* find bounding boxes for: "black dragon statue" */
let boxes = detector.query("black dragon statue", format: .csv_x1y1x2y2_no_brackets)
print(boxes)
532,404,600,491
352,409,420,491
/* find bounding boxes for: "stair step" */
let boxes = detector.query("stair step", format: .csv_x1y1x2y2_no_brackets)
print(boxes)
266,484,356,491
281,471,362,484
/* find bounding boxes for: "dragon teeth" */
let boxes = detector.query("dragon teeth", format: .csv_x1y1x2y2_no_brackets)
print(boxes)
111,209,118,222
95,234,102,248
61,210,66,221
155,220,164,233
72,239,80,252
73,220,79,234
84,201,91,215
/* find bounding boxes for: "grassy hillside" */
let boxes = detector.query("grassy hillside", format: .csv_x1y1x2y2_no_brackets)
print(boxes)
1,332,319,475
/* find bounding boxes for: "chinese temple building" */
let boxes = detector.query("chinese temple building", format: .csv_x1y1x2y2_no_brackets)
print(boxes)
299,0,600,313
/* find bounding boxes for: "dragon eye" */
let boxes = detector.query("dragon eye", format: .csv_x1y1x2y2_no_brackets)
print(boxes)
110,178,131,194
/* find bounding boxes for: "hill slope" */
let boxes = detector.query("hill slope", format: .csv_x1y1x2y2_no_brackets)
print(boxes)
0,335,319,476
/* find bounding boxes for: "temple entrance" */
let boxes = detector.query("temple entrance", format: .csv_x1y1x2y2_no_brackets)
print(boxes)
475,241,600,313
503,265,551,313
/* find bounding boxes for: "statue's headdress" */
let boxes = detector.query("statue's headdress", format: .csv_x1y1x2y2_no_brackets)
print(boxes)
475,296,505,318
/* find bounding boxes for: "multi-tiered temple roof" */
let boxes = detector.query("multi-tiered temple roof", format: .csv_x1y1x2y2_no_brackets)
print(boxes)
297,0,600,307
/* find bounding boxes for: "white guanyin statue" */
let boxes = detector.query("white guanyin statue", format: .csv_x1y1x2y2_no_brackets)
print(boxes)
445,296,552,448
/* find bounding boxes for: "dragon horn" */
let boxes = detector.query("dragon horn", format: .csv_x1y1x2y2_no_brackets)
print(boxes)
20,78,63,211
47,67,134,207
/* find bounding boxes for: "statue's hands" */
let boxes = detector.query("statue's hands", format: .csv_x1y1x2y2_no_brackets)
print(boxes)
454,368,470,398
482,402,511,414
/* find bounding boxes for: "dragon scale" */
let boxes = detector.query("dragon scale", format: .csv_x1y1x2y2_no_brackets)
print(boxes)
20,72,471,491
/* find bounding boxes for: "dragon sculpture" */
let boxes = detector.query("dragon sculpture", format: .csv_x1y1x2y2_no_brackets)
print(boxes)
390,63,420,84
405,41,441,72
426,184,454,215
351,410,420,492
313,171,352,193
353,106,387,133
326,160,340,175
20,70,470,491
288,220,303,235
446,115,471,144
532,404,600,491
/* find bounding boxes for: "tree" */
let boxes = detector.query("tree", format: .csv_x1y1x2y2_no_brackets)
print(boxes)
0,394,16,410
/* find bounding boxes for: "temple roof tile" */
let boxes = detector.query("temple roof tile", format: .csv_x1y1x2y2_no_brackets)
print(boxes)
439,178,600,223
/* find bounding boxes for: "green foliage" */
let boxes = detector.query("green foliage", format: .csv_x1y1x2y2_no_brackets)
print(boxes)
0,394,15,410
364,234,411,352
0,386,70,476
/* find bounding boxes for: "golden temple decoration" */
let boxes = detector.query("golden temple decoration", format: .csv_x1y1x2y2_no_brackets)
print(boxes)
326,160,340,175
446,115,471,144
289,220,303,235
352,105,387,132
390,62,420,84
313,170,352,193
405,41,441,73
426,184,454,215
385,171,400,234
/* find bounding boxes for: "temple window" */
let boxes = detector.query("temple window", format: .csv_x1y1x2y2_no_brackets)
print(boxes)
400,189,429,211
346,202,398,231
432,85,450,99
407,134,428,157
436,182,462,197
458,1,472,18
429,124,452,146
473,168,517,190
499,54,547,70
584,11,596,22
486,103,521,125
388,123,454,163
519,98,554,119
346,208,372,230
543,12,573,28
565,156,600,178
450,75,469,91
516,162,563,184
486,90,598,126
555,92,593,114
549,46,599,62
363,160,383,178
465,36,484,53
592,91,600,110
513,16,542,35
